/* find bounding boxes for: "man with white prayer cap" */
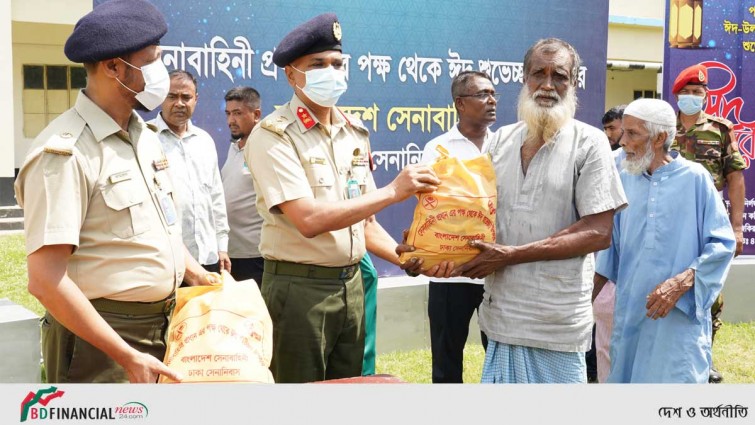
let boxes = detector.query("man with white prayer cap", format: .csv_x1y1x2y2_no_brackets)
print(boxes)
594,98,735,383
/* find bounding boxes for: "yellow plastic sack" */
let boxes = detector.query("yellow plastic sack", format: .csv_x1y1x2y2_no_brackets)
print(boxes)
159,271,274,383
399,145,497,270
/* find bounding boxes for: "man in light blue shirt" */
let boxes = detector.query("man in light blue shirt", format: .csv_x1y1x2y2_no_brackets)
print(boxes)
594,98,735,383
150,70,230,273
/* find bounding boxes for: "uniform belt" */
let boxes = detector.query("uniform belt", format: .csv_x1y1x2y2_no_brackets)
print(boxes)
90,294,176,315
264,260,359,280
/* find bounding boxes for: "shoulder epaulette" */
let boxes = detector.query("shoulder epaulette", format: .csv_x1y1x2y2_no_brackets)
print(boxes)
338,109,369,136
707,114,734,130
146,122,159,133
260,111,294,137
41,115,86,156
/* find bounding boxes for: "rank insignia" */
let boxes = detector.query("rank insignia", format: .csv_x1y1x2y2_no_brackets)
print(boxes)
42,132,76,156
333,21,342,41
352,155,369,167
297,107,316,130
152,157,169,171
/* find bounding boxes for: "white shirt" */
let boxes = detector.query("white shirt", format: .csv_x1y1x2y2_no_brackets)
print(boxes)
479,119,627,352
420,124,492,285
150,114,229,265
221,140,263,258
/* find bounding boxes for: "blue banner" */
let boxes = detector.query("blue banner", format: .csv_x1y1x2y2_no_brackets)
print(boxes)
663,0,755,255
97,0,609,275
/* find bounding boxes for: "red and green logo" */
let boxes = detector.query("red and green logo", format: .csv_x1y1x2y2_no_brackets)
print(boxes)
20,386,65,422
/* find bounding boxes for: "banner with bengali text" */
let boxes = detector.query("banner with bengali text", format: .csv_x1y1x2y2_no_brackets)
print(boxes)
97,0,610,275
664,0,755,256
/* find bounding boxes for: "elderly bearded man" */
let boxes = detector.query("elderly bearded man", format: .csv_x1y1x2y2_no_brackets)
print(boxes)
594,98,735,383
444,38,627,384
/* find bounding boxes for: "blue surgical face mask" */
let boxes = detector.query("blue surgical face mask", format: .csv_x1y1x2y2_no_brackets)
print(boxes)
291,65,348,107
677,94,704,115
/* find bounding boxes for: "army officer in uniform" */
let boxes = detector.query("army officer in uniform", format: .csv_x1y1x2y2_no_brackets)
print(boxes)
14,0,216,383
245,12,440,383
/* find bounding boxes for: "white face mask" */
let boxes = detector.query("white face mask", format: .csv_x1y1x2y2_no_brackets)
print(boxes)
117,57,170,111
291,65,348,107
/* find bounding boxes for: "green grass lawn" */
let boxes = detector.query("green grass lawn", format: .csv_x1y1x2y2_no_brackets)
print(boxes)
0,234,41,316
2,233,753,383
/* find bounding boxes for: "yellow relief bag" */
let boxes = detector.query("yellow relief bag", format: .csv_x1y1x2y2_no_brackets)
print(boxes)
399,145,497,270
159,271,274,383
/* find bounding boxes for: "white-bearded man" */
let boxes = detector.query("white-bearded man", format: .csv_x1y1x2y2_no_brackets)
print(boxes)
594,98,735,383
450,38,628,383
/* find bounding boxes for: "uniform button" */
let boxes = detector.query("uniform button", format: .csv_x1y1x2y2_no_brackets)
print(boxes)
319,177,324,184
651,197,655,202
653,182,658,186
649,213,654,218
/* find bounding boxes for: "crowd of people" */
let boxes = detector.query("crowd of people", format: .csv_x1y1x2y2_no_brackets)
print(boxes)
14,0,743,384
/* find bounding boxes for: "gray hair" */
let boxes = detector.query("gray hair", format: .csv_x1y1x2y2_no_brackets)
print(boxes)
451,70,493,99
644,120,676,152
523,38,581,86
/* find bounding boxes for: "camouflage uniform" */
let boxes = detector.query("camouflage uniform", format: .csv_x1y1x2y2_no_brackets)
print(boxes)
671,111,746,340
672,112,746,190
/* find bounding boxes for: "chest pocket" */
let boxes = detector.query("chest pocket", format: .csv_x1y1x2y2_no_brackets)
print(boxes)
101,176,151,238
694,140,722,160
303,164,336,200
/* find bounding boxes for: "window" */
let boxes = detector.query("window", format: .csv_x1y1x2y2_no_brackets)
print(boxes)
22,65,87,138
633,89,661,100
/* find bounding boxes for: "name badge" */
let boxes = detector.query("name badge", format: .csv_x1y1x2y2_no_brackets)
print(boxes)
157,189,177,226
347,179,361,199
108,171,131,184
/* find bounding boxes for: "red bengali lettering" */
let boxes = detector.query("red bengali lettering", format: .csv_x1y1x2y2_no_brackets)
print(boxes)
702,60,754,169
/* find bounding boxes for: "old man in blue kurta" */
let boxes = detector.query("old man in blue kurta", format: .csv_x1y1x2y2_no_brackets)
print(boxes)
594,98,735,383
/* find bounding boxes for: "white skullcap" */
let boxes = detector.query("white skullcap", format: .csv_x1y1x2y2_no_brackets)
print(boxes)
623,98,677,127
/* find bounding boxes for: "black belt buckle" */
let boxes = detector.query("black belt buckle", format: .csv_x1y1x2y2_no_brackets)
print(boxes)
339,265,357,280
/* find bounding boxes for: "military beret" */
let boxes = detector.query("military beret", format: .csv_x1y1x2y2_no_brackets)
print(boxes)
64,0,168,63
672,64,708,94
272,13,343,67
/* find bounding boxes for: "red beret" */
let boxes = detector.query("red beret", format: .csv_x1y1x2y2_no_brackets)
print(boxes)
672,64,708,94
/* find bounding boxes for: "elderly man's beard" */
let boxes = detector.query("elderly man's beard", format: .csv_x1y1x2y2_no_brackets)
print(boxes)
517,85,577,143
621,138,655,175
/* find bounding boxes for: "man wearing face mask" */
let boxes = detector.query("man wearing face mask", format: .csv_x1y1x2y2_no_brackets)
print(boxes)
670,63,746,384
14,0,216,383
245,12,441,383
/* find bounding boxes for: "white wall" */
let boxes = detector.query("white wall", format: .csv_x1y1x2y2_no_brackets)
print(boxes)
608,24,664,63
609,0,664,19
605,68,660,111
1,0,15,179
11,0,91,25
12,22,76,167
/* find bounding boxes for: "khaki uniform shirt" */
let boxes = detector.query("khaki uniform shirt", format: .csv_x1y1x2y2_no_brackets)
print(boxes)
671,112,746,191
245,94,376,267
15,91,185,302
